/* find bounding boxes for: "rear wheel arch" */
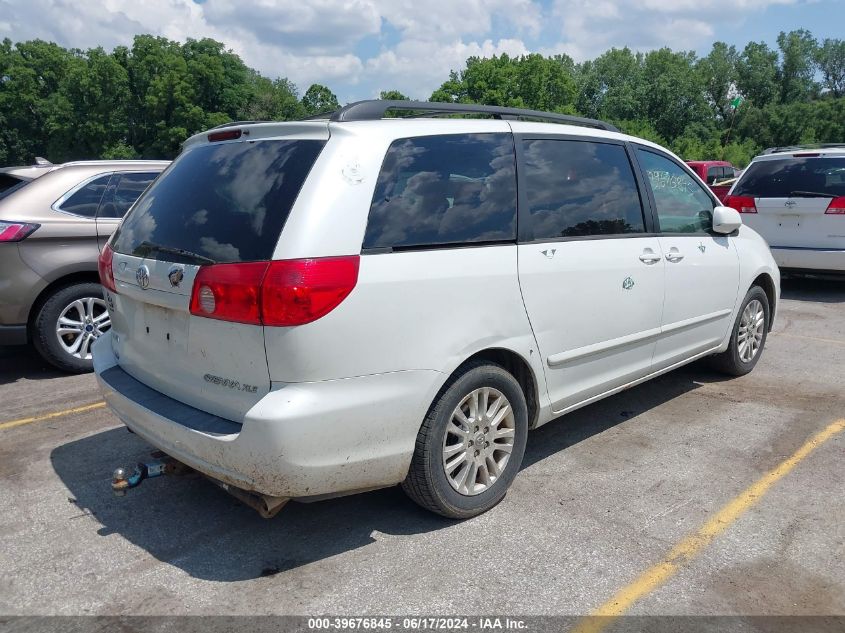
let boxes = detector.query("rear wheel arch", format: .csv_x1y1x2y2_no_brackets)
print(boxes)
27,271,102,331
450,348,540,429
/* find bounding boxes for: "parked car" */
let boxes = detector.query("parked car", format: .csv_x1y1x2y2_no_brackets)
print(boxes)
0,159,169,371
686,160,738,202
94,101,779,519
724,145,845,275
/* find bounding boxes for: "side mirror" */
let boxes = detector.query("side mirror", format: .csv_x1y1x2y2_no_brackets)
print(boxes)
712,205,742,234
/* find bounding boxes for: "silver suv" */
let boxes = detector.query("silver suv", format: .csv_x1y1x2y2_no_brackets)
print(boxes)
94,101,778,518
0,159,168,372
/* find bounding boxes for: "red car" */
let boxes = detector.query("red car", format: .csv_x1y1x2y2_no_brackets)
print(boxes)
686,161,738,202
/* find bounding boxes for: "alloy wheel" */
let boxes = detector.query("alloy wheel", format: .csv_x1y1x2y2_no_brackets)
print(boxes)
737,298,765,363
55,297,111,360
442,387,516,496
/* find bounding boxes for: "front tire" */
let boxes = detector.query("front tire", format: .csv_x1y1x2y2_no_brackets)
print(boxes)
710,285,770,376
31,282,111,373
402,361,528,519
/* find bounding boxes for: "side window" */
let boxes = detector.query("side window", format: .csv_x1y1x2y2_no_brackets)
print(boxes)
706,166,720,184
636,149,714,234
55,174,112,217
363,133,517,250
522,139,645,240
99,172,158,218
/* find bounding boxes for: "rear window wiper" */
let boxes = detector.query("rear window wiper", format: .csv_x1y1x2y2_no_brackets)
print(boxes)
134,241,215,265
788,190,836,198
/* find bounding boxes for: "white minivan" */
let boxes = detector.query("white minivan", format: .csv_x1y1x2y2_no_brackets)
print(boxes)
94,101,780,518
725,145,845,274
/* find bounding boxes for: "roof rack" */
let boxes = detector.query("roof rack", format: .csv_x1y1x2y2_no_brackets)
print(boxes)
329,100,620,132
762,143,845,155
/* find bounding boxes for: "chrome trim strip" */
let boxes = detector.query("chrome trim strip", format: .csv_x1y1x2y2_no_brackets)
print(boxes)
547,309,732,367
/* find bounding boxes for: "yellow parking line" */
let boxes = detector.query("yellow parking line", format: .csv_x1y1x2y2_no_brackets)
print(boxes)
573,418,845,633
0,401,107,430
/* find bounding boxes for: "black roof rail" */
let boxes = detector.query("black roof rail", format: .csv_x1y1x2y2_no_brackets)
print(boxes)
762,143,845,155
329,100,620,132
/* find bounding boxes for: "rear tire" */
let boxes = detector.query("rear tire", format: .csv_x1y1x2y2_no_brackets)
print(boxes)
402,361,528,519
31,282,111,373
710,285,769,377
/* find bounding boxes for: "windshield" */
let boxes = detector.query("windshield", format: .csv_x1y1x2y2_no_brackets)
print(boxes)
0,175,31,201
112,139,325,263
734,157,845,197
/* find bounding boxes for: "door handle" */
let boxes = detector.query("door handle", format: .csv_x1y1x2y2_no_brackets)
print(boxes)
665,248,684,263
638,249,661,264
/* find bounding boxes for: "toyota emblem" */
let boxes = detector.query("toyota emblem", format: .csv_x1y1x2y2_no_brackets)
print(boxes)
136,265,150,290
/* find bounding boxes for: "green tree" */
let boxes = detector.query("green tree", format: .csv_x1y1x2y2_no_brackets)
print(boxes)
638,48,708,142
243,75,305,121
302,84,339,115
379,90,410,100
576,48,642,121
815,38,845,97
736,41,779,107
697,42,738,122
777,29,819,102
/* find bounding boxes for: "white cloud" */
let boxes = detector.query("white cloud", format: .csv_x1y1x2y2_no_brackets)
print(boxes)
547,0,800,61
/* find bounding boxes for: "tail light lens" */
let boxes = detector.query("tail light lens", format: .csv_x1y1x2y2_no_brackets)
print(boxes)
0,221,39,242
189,256,359,326
724,195,757,214
98,243,117,293
825,197,845,214
262,257,360,326
190,261,269,325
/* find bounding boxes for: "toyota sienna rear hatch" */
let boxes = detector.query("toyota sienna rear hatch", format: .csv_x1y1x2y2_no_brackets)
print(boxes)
726,154,845,250
101,124,328,421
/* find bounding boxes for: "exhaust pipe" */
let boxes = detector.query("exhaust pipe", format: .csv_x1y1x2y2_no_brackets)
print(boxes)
210,480,289,518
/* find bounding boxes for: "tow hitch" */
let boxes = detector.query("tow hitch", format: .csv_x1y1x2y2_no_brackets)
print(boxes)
111,453,192,495
111,452,289,518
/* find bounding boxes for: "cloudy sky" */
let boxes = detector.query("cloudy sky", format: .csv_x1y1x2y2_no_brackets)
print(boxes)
1,0,842,101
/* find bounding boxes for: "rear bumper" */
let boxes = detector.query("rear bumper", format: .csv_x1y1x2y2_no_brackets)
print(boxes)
771,246,845,273
93,335,442,499
0,324,27,345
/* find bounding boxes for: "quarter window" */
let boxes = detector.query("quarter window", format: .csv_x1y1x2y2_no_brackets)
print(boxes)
99,172,159,218
522,139,645,240
363,133,517,250
637,149,714,234
56,174,112,217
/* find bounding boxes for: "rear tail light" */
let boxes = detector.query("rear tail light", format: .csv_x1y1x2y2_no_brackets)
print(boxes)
262,257,360,326
0,221,39,242
825,197,845,214
190,261,268,325
98,243,117,293
189,256,360,326
724,195,757,214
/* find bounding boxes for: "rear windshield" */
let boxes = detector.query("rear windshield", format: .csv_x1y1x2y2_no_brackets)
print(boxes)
734,157,845,197
0,175,30,200
112,139,325,263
